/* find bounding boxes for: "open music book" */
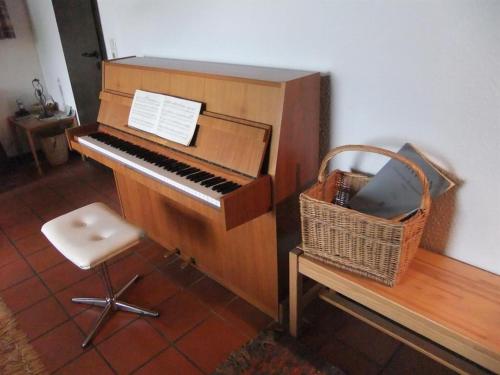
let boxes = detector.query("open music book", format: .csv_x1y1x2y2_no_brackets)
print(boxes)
128,90,201,146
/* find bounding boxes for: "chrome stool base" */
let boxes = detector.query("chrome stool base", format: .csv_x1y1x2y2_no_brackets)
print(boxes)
72,264,159,347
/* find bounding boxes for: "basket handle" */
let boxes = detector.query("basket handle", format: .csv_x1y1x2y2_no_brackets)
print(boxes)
318,145,431,212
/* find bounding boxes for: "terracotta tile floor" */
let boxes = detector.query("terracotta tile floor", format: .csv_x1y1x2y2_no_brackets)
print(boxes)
0,156,456,374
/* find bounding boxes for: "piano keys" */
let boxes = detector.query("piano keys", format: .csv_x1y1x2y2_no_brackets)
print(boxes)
79,132,241,207
66,56,320,320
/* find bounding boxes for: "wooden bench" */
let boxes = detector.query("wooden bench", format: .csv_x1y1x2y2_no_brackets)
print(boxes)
289,247,500,374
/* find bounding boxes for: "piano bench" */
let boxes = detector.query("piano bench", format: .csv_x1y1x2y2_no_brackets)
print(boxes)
289,247,500,374
41,202,159,347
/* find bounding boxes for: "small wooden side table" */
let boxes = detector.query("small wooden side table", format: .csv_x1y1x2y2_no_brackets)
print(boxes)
8,113,76,175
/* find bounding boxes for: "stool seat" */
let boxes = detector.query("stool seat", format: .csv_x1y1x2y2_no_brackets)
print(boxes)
41,202,143,270
41,202,158,348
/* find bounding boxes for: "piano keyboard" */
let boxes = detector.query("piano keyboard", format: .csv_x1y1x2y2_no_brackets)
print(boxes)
78,132,241,208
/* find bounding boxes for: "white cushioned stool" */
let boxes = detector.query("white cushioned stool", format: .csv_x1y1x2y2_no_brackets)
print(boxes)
41,202,159,347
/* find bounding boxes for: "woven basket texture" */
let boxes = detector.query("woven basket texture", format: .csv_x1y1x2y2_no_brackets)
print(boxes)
300,166,429,286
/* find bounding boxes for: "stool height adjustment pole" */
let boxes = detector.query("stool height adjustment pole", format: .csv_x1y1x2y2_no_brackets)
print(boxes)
100,263,116,306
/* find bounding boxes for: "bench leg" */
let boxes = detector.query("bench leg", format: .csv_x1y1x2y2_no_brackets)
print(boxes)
289,248,303,337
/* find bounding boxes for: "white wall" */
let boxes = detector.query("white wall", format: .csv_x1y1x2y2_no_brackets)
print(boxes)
25,0,77,124
97,0,500,274
0,0,44,156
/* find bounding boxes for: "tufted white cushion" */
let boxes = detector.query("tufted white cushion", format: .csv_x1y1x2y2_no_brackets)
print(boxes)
41,202,144,270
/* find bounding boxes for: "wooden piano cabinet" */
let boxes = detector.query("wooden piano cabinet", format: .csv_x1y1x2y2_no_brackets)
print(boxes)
69,57,320,320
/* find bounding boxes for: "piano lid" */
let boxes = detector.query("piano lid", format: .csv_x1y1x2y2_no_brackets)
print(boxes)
112,56,317,84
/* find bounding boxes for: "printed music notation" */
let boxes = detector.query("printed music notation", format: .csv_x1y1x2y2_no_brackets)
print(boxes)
128,90,201,146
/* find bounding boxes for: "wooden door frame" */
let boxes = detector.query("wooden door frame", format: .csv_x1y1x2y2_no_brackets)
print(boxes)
90,0,107,61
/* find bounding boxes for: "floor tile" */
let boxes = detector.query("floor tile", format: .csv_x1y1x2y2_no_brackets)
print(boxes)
0,276,50,313
14,232,51,256
136,241,175,267
3,216,42,241
55,349,114,375
121,270,179,308
15,296,69,340
319,338,381,375
0,240,21,268
31,196,72,214
31,321,85,373
108,252,155,287
60,184,100,201
55,273,104,316
335,316,400,365
20,186,60,206
381,345,456,375
147,290,210,341
218,297,272,338
39,201,79,222
0,230,15,250
0,202,31,227
0,210,32,228
98,319,169,374
187,277,235,312
40,260,90,292
74,307,138,345
0,257,34,291
159,258,204,288
300,299,355,350
134,347,203,375
24,191,62,213
176,314,248,373
26,244,66,272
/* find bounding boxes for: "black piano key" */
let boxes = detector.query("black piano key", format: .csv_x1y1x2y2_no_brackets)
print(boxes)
160,160,181,171
192,172,215,182
202,177,226,187
212,181,235,193
176,167,199,176
187,172,211,182
169,162,190,172
221,182,242,194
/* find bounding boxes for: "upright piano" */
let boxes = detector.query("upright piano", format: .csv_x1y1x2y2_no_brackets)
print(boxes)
67,56,319,319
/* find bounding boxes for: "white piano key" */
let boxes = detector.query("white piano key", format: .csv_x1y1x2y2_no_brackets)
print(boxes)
78,136,222,208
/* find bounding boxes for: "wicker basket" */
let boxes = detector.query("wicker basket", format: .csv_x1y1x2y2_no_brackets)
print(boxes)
300,145,431,286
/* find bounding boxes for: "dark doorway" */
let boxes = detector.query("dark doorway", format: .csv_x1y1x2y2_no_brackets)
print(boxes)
52,0,106,125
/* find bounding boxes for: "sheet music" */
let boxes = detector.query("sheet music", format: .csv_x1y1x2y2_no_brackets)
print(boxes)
128,90,201,146
128,91,162,132
156,95,201,145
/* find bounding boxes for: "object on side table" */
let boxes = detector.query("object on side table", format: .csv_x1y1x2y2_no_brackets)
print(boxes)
32,78,53,119
299,145,431,286
15,99,30,117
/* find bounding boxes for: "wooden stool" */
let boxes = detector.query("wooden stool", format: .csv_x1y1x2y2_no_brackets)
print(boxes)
42,202,159,347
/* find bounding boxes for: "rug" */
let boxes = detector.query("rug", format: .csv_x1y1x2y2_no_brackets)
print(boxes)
214,327,345,375
0,298,47,375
